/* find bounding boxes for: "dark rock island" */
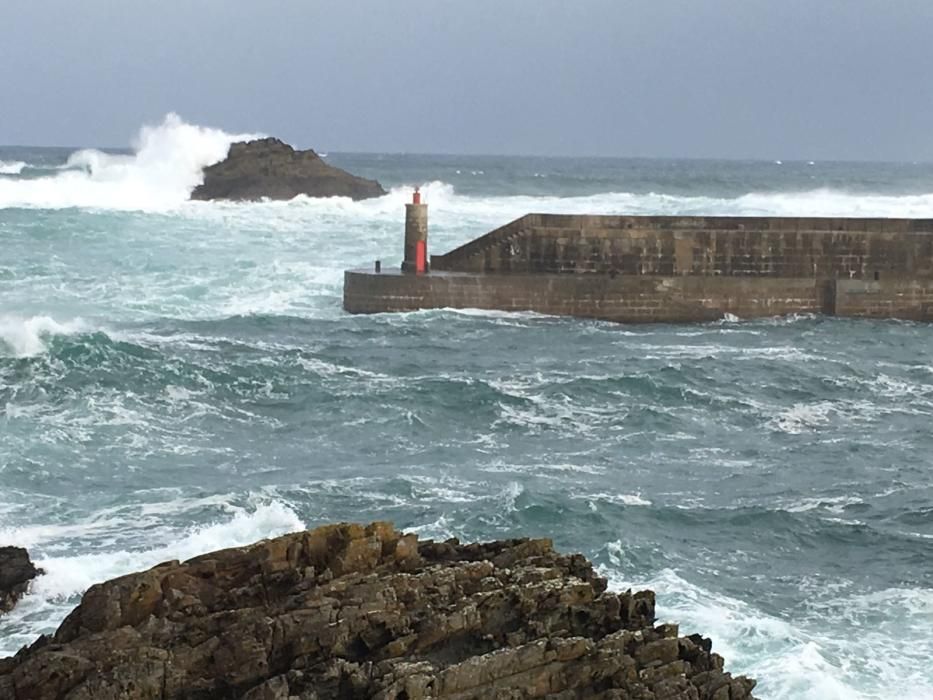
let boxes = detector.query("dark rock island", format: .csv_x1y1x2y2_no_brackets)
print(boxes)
191,138,386,201
0,523,756,699
0,546,41,615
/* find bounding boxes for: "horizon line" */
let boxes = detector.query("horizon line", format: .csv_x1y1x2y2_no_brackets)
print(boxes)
1,142,931,167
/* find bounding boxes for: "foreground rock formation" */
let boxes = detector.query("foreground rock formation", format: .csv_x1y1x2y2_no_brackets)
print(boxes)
0,523,756,699
0,547,41,614
191,138,386,201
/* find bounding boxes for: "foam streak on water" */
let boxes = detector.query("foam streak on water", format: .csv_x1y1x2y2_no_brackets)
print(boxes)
2,120,933,698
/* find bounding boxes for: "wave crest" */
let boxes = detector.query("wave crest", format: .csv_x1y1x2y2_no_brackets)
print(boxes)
0,315,88,357
603,566,933,700
0,114,259,212
0,499,304,656
0,160,27,175
282,183,933,223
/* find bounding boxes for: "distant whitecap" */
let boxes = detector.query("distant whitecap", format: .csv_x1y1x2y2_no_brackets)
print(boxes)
0,160,26,175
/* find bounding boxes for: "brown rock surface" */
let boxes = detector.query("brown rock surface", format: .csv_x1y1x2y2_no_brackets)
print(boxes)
0,523,756,699
190,138,386,201
0,546,41,615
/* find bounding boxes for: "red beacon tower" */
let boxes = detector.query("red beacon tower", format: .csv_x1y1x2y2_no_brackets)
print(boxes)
402,187,428,274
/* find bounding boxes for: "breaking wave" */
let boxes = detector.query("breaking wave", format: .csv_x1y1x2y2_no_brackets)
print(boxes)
3,136,933,699
239,180,933,222
395,185,933,221
0,315,88,357
3,115,933,220
0,499,304,656
604,566,933,700
0,161,27,175
0,114,259,211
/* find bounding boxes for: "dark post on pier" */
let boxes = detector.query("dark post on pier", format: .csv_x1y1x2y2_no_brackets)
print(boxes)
402,188,428,273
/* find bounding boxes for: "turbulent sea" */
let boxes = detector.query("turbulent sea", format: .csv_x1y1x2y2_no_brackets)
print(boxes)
2,116,933,699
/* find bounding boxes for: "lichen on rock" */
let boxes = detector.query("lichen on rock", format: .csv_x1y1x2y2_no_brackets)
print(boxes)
0,523,756,699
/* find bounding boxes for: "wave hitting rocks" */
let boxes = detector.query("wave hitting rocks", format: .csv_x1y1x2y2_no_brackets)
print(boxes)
0,548,41,615
0,523,755,700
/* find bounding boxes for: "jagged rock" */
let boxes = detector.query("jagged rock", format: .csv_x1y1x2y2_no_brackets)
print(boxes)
0,523,757,699
0,546,41,614
191,138,386,201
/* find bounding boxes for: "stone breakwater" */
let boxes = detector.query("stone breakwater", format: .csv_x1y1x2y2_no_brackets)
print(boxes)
0,547,41,615
345,213,933,322
0,523,755,700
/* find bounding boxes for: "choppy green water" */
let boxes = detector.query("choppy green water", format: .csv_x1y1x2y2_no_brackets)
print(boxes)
2,119,933,699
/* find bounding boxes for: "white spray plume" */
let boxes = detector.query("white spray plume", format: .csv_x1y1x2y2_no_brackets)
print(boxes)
0,113,260,212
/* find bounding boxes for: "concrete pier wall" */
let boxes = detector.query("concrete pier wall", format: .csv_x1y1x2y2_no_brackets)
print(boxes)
432,214,933,280
344,270,845,322
835,279,933,320
344,214,933,322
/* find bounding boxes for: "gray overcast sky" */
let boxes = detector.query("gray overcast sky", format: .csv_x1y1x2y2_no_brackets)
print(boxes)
2,0,932,160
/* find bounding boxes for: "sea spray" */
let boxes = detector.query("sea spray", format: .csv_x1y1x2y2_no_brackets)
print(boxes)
6,123,933,219
0,315,88,357
0,114,259,211
0,499,304,655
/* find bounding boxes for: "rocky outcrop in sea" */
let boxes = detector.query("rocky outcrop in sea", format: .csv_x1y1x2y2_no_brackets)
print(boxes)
0,523,756,699
0,547,41,615
190,138,386,201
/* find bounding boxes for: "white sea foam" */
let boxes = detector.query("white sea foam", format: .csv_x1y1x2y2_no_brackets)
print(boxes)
0,499,304,655
0,315,88,357
35,500,303,598
0,160,27,175
492,481,524,514
0,518,126,549
0,114,259,211
829,372,933,401
5,118,933,221
479,460,606,476
767,398,894,433
785,495,864,514
575,491,653,507
602,564,933,700
400,475,483,504
405,514,458,540
386,184,933,223
408,184,933,229
769,401,835,433
626,342,823,363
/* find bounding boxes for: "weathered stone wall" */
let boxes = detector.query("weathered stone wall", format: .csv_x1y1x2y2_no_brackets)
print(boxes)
836,279,933,319
344,271,836,323
346,214,933,322
432,214,933,280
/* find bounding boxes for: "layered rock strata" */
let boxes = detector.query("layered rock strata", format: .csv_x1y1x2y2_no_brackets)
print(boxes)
0,523,756,699
191,138,386,201
0,546,41,615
